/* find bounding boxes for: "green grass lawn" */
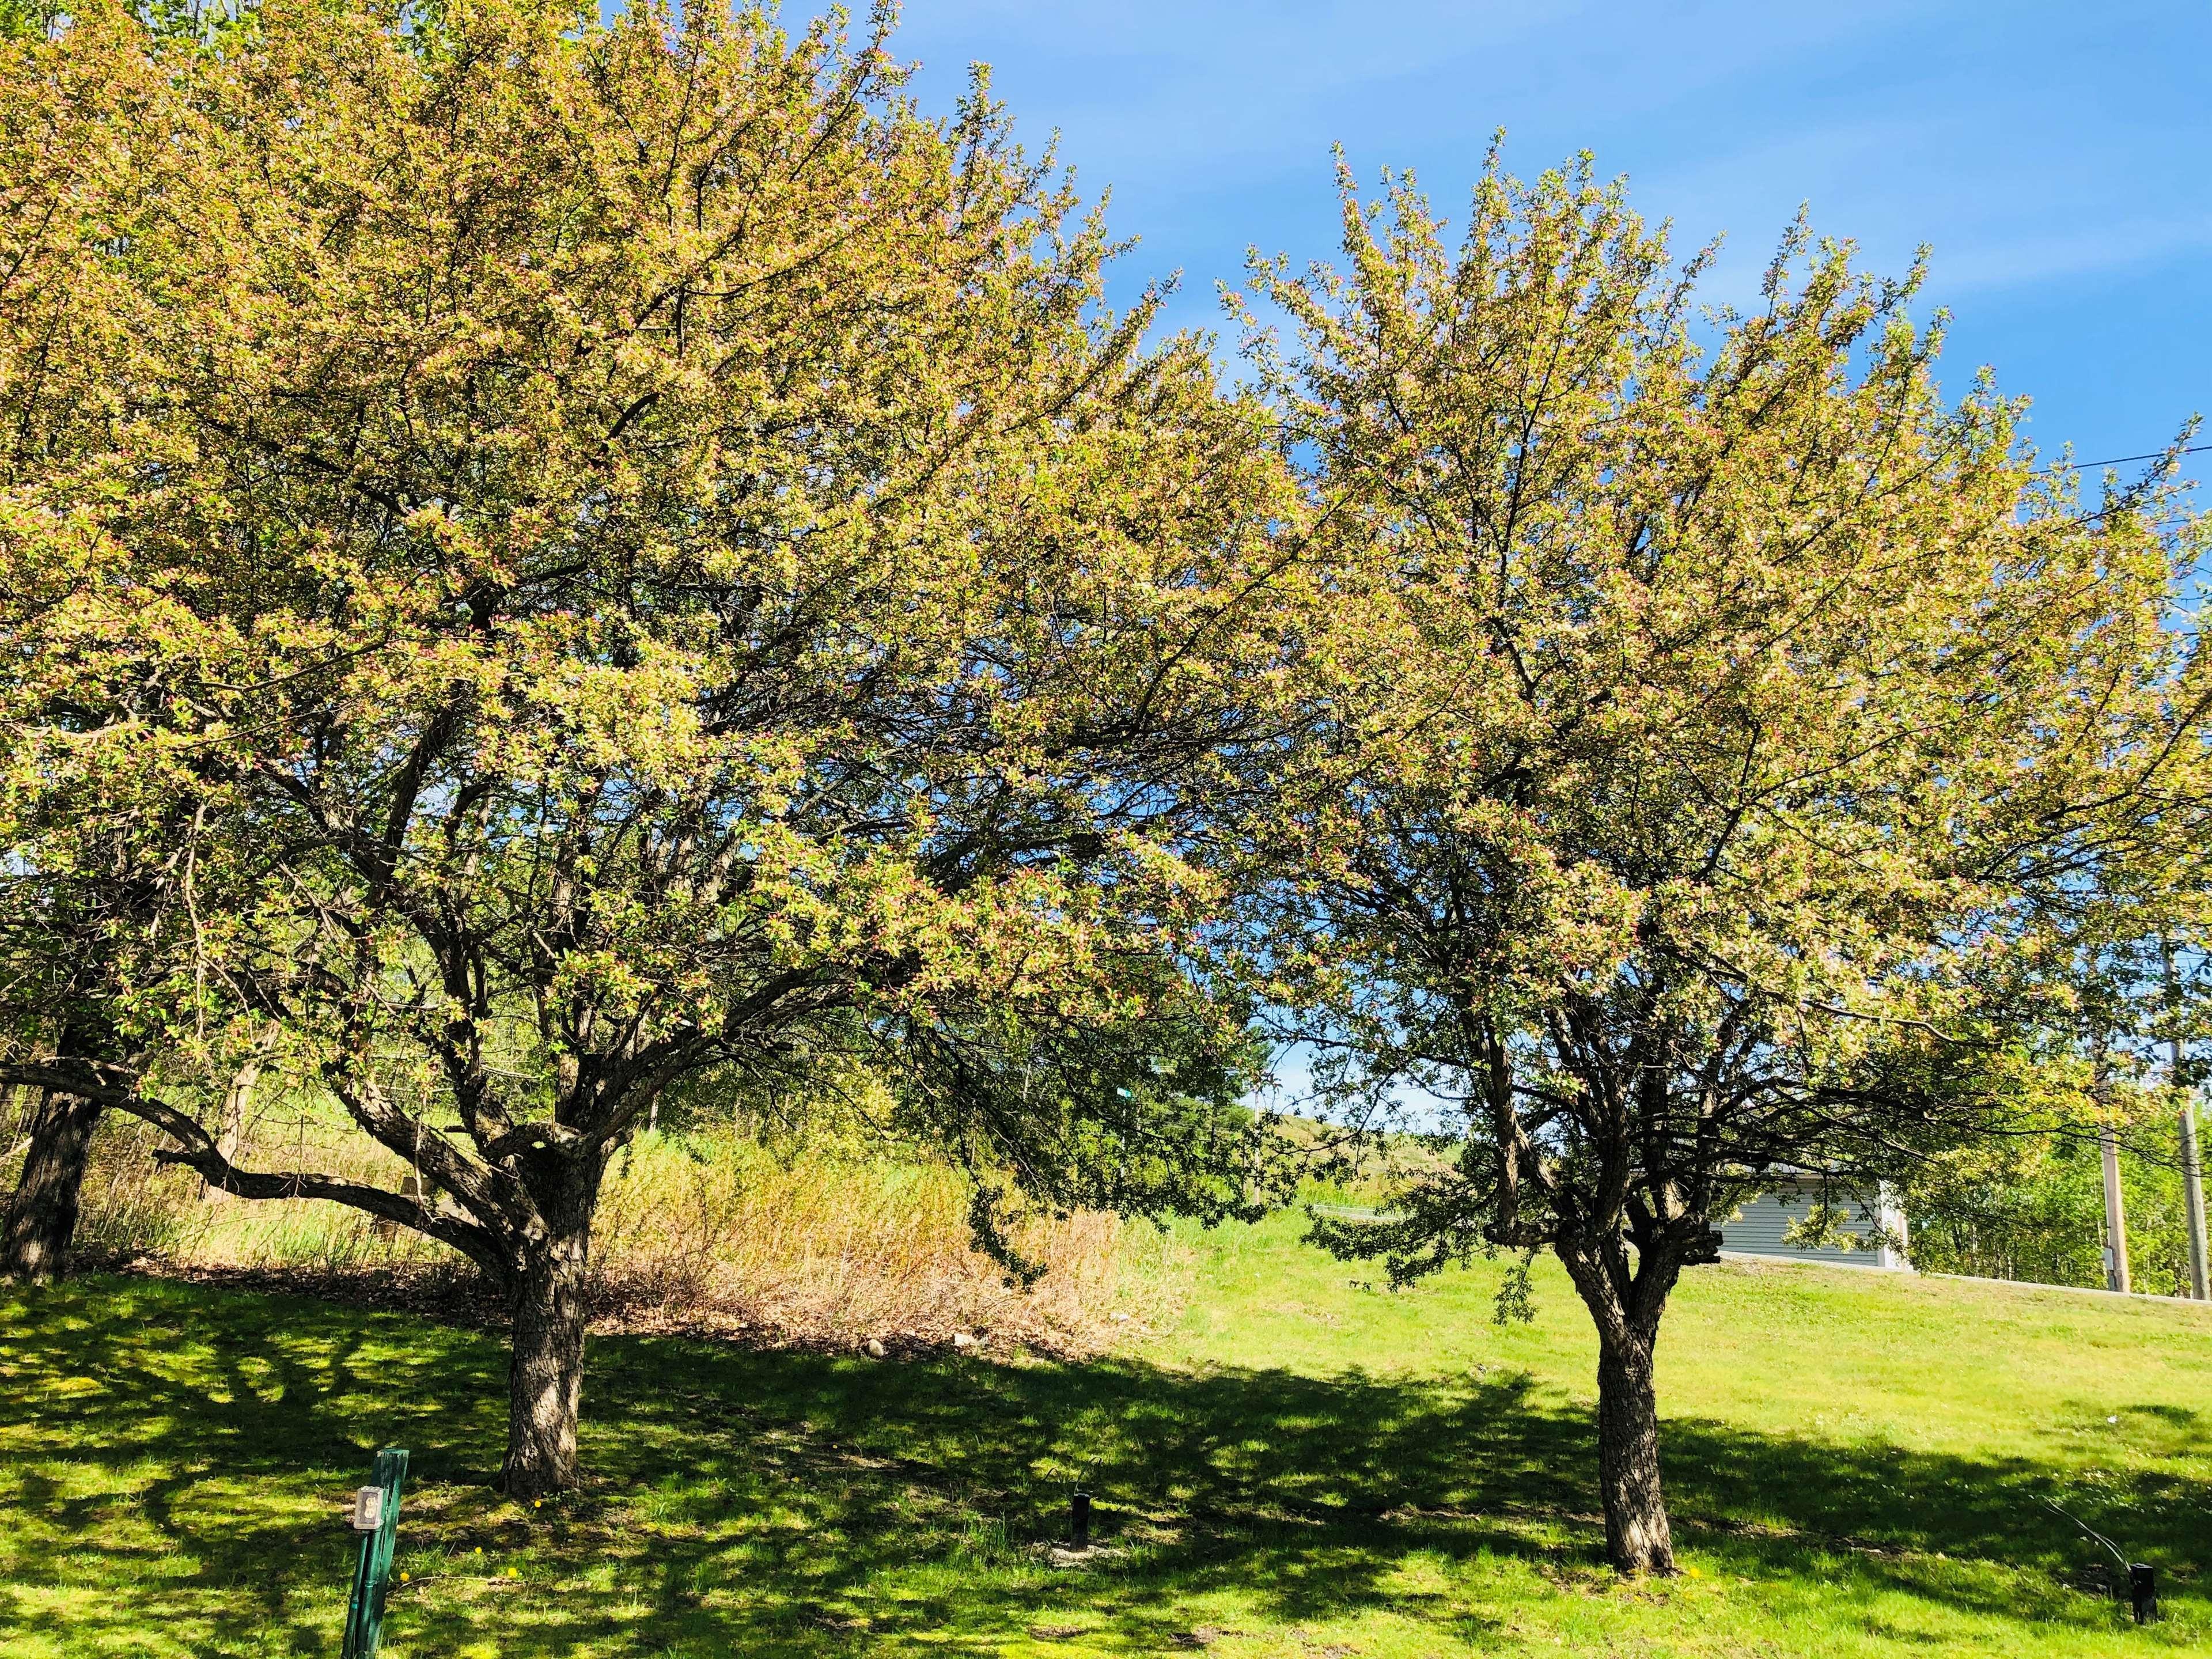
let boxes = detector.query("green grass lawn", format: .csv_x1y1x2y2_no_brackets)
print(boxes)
2,1214,2207,1657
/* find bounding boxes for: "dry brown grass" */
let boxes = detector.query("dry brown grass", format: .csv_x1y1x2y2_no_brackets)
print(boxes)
589,1132,1183,1354
57,1107,1186,1355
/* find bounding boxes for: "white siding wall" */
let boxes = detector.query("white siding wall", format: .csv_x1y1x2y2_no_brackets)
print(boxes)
1721,1183,1906,1268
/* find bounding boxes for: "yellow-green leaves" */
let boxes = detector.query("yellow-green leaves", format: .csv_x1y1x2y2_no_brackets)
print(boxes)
1239,146,2205,1267
0,0,1301,1270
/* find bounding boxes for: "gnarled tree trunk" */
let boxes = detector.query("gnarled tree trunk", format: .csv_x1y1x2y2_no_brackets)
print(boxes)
2,1088,105,1282
1593,1326,1674,1574
502,1196,595,1497
1558,1233,1683,1575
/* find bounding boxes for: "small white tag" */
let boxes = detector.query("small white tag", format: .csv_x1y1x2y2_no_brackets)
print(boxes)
350,1487,385,1531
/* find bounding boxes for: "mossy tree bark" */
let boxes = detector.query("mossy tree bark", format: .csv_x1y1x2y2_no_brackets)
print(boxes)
503,1245,590,1497
1,1088,104,1282
499,1161,601,1498
1559,1233,1686,1575
1592,1327,1672,1574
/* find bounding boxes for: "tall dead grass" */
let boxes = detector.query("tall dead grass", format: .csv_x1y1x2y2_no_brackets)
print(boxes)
48,1104,1185,1354
589,1133,1182,1353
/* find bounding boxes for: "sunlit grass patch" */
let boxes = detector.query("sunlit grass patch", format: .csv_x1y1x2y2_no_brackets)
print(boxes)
1,1215,2206,1655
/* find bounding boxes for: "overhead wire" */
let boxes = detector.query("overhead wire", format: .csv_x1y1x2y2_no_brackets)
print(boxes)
2030,442,2210,477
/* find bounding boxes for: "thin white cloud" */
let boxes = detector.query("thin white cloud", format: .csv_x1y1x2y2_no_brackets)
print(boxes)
1934,218,2212,293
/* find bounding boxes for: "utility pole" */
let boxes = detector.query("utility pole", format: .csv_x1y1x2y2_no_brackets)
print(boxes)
2101,1123,2132,1294
2182,1106,2210,1301
2164,942,2210,1302
2096,1035,2130,1294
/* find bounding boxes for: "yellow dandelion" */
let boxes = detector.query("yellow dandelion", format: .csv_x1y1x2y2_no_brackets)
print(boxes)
397,1571,410,1584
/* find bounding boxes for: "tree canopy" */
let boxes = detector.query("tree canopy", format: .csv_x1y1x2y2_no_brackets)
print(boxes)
0,0,1302,1491
1230,153,2211,1572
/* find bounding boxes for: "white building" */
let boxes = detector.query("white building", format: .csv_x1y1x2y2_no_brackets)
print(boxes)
1719,1179,1910,1270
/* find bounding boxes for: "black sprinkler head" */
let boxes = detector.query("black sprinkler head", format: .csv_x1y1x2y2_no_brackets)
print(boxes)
2127,1562,2157,1624
1070,1487,1093,1547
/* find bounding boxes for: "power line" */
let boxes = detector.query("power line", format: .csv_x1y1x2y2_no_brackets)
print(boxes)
2031,442,2210,477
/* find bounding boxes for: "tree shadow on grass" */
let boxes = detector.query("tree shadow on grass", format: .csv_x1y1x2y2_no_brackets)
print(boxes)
0,1275,2203,1656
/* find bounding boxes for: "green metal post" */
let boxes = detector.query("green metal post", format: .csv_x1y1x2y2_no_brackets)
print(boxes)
341,1446,408,1658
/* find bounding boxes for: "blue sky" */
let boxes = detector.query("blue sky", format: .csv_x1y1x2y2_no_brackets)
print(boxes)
889,0,2210,478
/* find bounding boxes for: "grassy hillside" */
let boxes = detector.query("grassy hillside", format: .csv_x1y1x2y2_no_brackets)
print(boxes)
1,1212,2206,1657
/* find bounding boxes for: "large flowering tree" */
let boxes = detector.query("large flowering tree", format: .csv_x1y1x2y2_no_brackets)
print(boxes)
0,0,1302,1493
1234,155,2210,1573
